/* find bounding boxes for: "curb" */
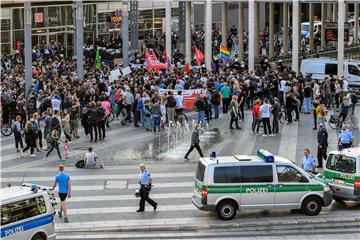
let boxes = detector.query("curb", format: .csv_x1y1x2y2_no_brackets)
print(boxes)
56,217,360,233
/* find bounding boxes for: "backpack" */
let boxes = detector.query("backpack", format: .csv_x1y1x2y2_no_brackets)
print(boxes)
195,99,204,111
30,120,38,132
167,96,176,108
97,108,106,120
88,108,98,122
46,131,55,143
211,92,220,105
51,117,60,128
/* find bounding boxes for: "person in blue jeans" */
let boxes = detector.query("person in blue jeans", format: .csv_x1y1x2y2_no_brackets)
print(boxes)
211,89,220,119
303,83,313,114
52,165,71,223
151,100,162,132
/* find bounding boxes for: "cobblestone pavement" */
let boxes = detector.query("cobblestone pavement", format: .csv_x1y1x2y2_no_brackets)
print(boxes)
1,109,360,239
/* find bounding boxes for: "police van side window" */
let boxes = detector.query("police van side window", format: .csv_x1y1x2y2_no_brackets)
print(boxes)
325,64,337,75
214,166,241,183
1,196,47,226
195,162,206,182
326,154,356,174
240,166,273,183
277,165,308,183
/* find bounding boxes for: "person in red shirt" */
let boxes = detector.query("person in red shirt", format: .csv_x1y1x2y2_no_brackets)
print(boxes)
252,99,261,134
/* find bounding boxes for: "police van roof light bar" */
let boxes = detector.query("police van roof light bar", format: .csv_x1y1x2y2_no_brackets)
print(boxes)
257,149,274,162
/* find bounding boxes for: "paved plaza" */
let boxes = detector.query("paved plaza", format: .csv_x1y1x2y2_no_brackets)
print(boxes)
1,108,360,239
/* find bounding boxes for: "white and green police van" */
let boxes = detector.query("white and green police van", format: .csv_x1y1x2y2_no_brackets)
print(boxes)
1,184,56,240
192,150,333,220
321,147,360,202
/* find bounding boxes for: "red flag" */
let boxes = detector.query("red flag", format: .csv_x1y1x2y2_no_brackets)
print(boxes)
195,47,204,66
185,62,190,73
152,50,158,60
163,49,168,62
145,48,150,60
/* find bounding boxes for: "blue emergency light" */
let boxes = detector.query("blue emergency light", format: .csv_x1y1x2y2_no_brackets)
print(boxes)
31,184,38,192
210,150,217,158
257,149,274,162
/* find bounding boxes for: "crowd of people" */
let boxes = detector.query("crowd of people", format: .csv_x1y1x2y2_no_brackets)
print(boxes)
0,33,358,165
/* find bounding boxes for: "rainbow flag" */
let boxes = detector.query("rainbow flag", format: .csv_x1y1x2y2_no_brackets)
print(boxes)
220,44,232,63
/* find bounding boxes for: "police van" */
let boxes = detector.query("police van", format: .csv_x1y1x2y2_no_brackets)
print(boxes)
192,149,333,220
322,147,360,202
0,184,56,240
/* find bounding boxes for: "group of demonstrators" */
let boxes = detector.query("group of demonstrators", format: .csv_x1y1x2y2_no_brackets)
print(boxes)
0,36,358,163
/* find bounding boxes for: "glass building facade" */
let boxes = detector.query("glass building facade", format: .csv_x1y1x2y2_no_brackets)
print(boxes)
0,2,179,57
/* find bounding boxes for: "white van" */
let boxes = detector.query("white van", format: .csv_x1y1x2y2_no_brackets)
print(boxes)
300,58,360,86
0,184,56,240
192,150,332,220
301,21,321,38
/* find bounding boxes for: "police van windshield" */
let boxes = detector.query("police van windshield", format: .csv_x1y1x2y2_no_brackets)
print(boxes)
326,154,356,174
195,162,206,182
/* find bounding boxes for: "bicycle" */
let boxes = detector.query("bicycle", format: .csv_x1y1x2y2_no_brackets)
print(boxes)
1,118,13,137
278,107,296,124
174,111,188,125
328,112,358,129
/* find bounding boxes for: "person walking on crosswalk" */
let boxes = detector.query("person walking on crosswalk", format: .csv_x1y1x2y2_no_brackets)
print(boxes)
184,124,204,160
52,165,71,223
137,163,157,212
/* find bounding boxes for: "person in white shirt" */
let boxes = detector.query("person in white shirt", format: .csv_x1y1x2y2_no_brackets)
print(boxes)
260,99,272,137
52,96,61,112
342,78,349,92
84,147,97,167
175,91,184,113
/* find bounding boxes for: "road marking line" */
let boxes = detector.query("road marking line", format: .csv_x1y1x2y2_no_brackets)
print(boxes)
55,217,210,231
67,204,195,215
1,172,194,182
63,192,192,202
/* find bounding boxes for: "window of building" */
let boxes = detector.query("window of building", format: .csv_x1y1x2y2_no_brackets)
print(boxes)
13,9,24,30
32,7,45,28
214,166,241,183
276,165,308,182
240,166,273,183
84,4,96,24
1,19,11,31
48,6,61,27
1,196,47,226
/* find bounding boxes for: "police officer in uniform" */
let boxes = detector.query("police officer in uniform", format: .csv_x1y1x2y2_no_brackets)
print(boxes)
338,125,354,149
137,163,157,212
317,123,328,168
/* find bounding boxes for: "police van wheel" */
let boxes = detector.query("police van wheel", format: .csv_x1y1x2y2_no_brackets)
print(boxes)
217,200,237,220
32,233,46,240
302,196,322,216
